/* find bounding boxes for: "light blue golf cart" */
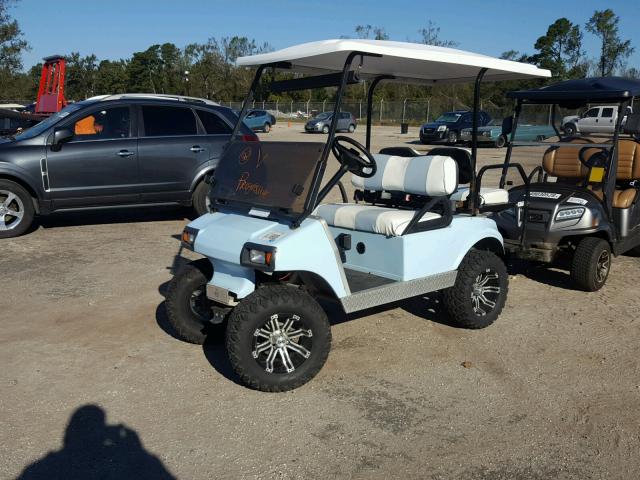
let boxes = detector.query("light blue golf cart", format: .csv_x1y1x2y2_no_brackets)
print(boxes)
166,40,551,391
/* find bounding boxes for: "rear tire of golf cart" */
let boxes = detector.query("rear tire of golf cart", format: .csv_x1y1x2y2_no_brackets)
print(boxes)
263,122,271,133
447,130,458,144
442,250,508,329
0,179,35,239
166,259,223,344
571,237,611,292
563,123,577,136
494,135,507,148
226,284,331,392
322,125,329,134
192,180,210,217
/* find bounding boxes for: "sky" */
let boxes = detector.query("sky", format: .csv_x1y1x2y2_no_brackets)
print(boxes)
12,0,640,70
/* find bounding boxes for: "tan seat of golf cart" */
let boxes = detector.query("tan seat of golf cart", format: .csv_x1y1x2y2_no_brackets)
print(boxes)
542,138,640,208
314,153,457,236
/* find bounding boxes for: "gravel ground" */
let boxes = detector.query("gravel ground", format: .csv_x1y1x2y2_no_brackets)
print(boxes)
1,124,639,479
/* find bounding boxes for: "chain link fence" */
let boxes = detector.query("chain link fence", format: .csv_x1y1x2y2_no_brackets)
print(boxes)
218,99,577,128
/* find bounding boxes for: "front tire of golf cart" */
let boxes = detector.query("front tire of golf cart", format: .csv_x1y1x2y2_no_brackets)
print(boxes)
571,237,611,292
166,259,221,344
226,284,331,392
443,250,508,329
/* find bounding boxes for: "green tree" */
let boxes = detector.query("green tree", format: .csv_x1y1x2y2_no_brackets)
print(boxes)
586,9,635,76
419,20,457,47
0,0,28,73
94,59,128,94
354,25,388,40
533,18,585,78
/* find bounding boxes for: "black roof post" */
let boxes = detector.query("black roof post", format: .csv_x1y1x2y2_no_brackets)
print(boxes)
469,68,488,214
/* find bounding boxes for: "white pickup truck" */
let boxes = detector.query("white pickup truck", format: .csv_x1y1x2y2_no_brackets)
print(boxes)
562,105,632,135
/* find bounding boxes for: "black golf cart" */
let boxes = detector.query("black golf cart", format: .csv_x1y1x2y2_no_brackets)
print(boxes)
484,77,640,291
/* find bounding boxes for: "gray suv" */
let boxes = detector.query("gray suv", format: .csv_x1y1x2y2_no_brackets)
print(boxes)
0,94,255,238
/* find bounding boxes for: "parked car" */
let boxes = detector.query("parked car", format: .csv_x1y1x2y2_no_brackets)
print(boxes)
0,94,256,238
460,121,556,147
305,111,357,133
562,105,631,136
420,110,491,144
243,109,276,132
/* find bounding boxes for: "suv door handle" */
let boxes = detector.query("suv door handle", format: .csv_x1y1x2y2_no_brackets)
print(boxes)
190,145,205,153
116,150,135,157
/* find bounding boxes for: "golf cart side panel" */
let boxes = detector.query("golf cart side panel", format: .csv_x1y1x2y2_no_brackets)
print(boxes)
330,215,503,282
191,212,349,300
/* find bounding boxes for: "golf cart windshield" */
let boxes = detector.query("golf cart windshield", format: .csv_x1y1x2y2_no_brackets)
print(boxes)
211,140,324,217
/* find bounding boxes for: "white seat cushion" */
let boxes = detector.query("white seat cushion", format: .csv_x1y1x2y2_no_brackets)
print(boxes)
314,203,441,237
450,187,509,205
352,154,458,197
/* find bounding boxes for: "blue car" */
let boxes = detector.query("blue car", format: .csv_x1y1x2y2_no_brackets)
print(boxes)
420,110,491,144
242,109,276,133
460,122,556,148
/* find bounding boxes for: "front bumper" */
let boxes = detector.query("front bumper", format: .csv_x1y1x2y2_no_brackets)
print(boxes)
420,129,447,142
305,124,322,132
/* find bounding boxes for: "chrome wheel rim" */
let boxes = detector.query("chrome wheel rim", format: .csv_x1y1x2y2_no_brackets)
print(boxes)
471,268,501,316
189,286,212,322
596,250,610,283
0,190,25,231
252,313,312,374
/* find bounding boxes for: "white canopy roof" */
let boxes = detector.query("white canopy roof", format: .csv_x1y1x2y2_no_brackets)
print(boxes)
237,39,551,84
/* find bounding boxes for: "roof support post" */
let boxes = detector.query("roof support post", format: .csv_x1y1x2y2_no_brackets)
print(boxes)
469,68,488,214
230,64,266,140
499,100,522,189
365,75,394,151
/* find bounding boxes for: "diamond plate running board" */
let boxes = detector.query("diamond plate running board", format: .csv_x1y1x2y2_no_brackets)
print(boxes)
340,270,457,314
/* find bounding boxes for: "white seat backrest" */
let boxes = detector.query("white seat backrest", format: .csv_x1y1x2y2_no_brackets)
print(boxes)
352,154,458,197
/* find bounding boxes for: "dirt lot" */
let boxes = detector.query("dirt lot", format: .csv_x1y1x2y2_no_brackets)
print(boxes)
2,124,639,479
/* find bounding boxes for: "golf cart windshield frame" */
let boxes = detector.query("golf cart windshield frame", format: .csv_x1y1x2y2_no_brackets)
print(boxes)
215,52,495,226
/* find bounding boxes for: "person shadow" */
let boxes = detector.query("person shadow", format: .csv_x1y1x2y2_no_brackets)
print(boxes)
16,404,176,480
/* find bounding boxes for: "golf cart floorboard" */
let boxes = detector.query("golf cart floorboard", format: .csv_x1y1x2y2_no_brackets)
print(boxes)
341,269,458,314
344,268,396,293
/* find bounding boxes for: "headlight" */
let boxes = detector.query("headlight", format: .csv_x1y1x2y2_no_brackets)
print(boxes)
555,207,585,221
249,249,271,265
241,244,276,270
437,125,447,132
181,227,199,249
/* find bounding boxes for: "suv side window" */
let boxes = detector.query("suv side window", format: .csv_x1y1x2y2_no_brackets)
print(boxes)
71,107,130,141
142,106,197,136
196,110,231,134
601,107,615,118
584,108,600,118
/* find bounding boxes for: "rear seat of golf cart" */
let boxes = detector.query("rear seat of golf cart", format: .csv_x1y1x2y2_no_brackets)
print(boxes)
314,148,509,237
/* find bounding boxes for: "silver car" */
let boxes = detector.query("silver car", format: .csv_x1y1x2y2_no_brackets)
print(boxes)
305,111,357,133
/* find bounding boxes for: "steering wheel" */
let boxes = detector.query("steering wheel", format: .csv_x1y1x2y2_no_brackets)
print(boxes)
579,146,608,169
331,136,377,178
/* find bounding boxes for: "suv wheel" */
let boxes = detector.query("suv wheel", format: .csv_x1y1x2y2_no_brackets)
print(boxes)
192,180,210,217
263,122,271,133
564,123,577,136
571,237,611,291
226,284,331,391
447,130,458,144
442,250,508,329
0,179,35,238
348,124,356,133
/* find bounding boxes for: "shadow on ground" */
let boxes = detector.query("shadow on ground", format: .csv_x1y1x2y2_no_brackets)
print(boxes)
15,404,176,480
36,206,193,230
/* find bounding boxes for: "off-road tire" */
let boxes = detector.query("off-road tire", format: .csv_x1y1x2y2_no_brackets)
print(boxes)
571,237,611,291
166,259,215,344
443,250,508,329
263,122,271,133
0,179,35,239
348,124,356,133
226,284,331,392
192,180,210,217
564,123,577,136
447,130,458,144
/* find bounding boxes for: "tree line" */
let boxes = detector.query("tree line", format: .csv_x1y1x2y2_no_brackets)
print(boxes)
0,0,637,113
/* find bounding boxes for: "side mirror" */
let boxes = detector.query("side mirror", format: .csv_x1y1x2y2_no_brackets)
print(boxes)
51,128,73,150
501,117,513,136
